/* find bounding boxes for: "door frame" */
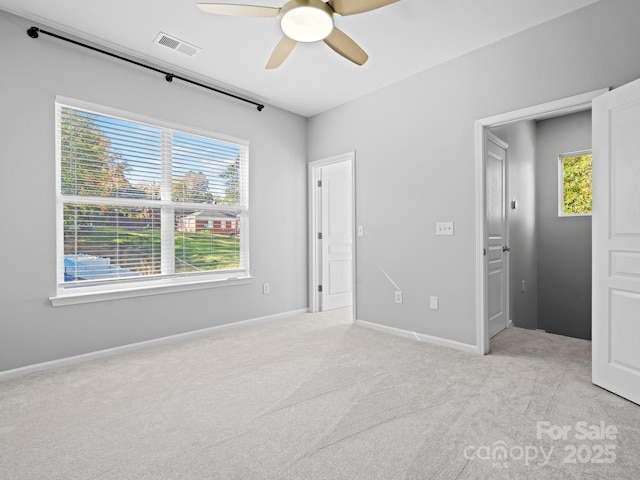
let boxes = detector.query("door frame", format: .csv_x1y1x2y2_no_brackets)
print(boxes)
308,151,357,322
475,88,607,355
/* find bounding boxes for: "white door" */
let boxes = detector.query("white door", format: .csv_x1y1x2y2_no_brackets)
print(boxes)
592,78,640,405
320,161,353,311
486,133,509,338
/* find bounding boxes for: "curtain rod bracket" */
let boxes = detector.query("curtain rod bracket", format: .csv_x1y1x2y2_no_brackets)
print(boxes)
26,26,265,112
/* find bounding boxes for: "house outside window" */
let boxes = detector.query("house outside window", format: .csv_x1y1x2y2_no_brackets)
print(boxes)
558,151,592,216
55,98,249,297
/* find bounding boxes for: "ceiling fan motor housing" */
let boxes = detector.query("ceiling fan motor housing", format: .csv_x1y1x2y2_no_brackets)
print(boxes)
280,0,334,42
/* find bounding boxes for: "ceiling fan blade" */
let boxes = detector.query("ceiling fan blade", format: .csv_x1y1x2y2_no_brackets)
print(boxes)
323,27,368,66
266,35,298,69
197,3,281,17
329,0,399,16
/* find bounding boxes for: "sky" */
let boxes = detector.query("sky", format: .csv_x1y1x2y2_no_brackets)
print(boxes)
72,107,242,200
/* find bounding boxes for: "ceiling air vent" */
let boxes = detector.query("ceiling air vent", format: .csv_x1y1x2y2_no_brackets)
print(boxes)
154,32,201,57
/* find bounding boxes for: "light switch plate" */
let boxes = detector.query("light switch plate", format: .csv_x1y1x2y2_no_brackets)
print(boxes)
436,222,454,236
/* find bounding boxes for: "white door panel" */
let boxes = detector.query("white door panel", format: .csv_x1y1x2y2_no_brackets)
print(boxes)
486,133,508,338
593,78,640,405
610,291,640,372
321,161,353,311
328,260,352,295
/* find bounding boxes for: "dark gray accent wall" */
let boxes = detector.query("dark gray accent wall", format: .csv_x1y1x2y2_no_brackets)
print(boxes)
490,121,538,331
536,111,592,340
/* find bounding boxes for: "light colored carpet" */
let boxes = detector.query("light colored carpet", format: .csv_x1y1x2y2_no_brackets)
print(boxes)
1,308,639,479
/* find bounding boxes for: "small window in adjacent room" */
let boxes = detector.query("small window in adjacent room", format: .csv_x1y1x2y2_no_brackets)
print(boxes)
559,151,592,216
55,98,250,300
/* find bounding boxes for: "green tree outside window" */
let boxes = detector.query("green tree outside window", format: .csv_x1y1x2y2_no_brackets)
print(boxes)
561,153,592,215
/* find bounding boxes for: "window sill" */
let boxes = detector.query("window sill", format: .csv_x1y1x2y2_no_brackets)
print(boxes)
50,276,254,307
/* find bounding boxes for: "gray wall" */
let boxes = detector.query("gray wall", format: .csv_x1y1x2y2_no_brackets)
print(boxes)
307,0,640,347
3,0,640,370
0,11,308,371
536,111,592,340
490,121,538,331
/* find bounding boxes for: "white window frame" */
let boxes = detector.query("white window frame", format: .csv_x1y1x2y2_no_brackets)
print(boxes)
558,149,592,217
51,97,251,306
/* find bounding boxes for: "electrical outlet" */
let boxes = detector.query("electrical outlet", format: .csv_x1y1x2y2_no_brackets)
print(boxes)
436,221,454,236
429,296,439,310
263,283,270,295
395,290,403,304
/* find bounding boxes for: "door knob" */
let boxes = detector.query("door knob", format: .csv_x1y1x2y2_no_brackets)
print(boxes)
502,245,511,252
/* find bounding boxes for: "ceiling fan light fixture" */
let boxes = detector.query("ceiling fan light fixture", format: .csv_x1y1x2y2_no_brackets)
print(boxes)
280,0,333,43
198,0,397,67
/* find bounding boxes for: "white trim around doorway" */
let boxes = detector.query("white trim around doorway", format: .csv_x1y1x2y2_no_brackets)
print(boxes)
308,152,357,323
474,88,608,355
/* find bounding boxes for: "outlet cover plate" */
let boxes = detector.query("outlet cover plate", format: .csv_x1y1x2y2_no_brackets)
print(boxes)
429,296,439,310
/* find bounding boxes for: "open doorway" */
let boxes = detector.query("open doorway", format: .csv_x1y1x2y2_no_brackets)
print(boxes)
474,89,607,354
308,152,356,320
489,110,592,341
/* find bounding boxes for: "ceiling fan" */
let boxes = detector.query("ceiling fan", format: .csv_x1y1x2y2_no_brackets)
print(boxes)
197,0,400,68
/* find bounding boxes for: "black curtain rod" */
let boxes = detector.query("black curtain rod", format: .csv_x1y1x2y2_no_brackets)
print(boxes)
27,26,265,112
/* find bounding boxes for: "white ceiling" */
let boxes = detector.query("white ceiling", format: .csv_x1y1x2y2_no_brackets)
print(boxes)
0,0,599,117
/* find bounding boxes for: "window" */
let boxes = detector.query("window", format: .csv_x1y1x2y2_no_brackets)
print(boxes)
559,151,592,216
55,98,249,298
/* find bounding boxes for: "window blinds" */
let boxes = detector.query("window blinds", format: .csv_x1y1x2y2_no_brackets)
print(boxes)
57,101,249,289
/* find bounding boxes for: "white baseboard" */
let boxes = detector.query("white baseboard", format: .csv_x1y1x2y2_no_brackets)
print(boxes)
0,308,308,382
356,319,478,354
